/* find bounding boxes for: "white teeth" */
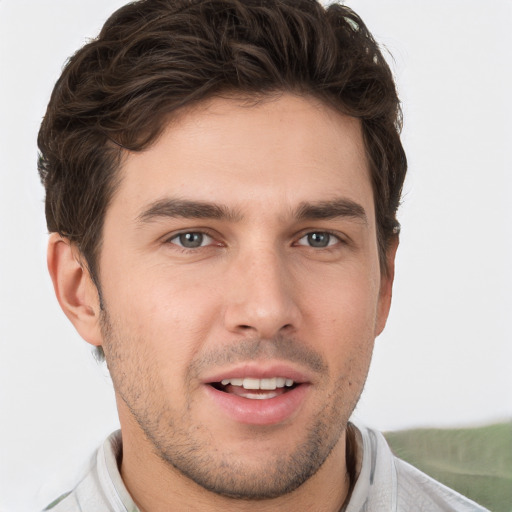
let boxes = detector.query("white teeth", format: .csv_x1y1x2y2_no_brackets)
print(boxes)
259,378,276,390
219,377,295,389
243,377,260,390
244,391,279,400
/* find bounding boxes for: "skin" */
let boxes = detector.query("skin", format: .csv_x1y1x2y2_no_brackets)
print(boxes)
48,93,397,512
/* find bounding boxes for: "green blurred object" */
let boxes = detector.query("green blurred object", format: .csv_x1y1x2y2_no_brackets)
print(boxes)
384,422,512,512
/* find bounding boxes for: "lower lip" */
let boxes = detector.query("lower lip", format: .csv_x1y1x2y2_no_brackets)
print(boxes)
204,384,309,426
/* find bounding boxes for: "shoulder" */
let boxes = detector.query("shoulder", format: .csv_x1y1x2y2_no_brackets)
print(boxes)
41,430,130,512
394,458,489,511
41,469,108,511
43,491,74,511
351,424,489,512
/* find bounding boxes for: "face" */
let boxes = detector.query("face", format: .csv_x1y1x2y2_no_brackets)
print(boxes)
96,94,393,499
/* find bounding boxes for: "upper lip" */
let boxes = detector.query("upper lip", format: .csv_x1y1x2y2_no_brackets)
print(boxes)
202,362,313,385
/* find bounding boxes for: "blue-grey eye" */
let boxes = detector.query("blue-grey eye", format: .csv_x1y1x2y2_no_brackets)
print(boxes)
171,232,211,248
297,232,338,248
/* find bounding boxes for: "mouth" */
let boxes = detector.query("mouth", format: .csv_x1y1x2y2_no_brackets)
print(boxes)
203,365,311,425
210,377,298,400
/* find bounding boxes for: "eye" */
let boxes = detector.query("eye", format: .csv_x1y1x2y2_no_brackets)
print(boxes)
296,232,340,248
168,232,214,249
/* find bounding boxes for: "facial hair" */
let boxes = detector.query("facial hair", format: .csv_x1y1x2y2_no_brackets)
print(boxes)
100,308,366,500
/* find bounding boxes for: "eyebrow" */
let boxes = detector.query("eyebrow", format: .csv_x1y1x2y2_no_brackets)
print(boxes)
137,197,367,225
295,198,368,224
137,198,243,223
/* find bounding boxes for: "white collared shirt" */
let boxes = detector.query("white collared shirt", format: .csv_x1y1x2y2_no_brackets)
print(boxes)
44,425,489,512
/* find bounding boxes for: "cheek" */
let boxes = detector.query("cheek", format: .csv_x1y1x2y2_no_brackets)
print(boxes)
300,265,379,376
301,264,380,334
103,266,224,360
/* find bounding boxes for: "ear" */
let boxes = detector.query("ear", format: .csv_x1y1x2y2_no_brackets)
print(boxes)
47,233,103,347
375,235,399,336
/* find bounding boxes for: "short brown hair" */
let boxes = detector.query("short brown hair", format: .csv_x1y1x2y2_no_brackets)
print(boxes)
38,0,406,282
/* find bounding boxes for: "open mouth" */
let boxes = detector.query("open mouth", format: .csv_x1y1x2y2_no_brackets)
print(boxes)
210,377,298,400
205,374,309,424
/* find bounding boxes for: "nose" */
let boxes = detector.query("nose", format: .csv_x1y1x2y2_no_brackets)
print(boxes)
223,247,301,339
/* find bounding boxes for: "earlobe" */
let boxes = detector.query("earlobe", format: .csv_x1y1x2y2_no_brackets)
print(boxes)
375,235,399,336
47,233,103,347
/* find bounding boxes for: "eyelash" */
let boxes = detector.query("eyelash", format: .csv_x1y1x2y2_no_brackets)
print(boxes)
295,231,343,249
166,231,219,251
165,230,345,251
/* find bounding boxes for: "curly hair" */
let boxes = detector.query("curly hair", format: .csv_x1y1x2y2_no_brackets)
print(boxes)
38,0,406,283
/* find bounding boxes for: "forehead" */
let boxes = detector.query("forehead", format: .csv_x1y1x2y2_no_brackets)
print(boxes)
111,93,374,221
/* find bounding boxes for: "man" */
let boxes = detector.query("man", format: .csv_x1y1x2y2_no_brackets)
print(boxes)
38,0,488,510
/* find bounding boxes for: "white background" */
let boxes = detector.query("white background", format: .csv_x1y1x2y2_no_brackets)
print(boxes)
0,1,511,510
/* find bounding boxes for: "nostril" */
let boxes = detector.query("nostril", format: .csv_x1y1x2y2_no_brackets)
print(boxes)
239,323,292,329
